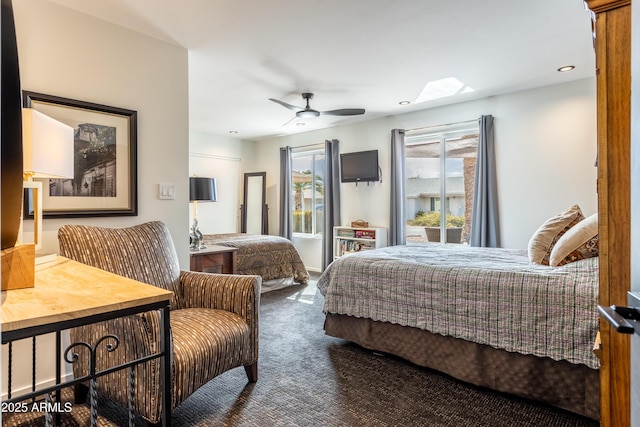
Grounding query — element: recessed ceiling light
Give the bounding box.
[399,101,410,105]
[296,122,305,126]
[557,65,575,72]
[229,130,238,134]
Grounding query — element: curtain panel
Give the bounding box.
[279,146,293,240]
[323,139,341,270]
[390,129,406,246]
[470,115,500,247]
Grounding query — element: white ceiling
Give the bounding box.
[49,0,595,141]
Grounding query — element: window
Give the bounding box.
[291,149,325,236]
[405,124,479,244]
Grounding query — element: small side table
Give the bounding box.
[1,257,173,426]
[190,245,238,274]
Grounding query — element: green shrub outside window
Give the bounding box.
[407,211,464,228]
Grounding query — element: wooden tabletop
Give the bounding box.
[1,256,173,333]
[190,244,238,255]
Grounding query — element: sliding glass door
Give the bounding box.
[405,125,478,244]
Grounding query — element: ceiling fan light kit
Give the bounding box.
[297,110,320,118]
[269,92,365,123]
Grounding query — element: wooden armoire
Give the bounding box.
[584,1,631,426]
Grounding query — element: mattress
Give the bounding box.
[202,233,309,284]
[317,244,600,369]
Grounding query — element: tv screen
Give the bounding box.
[340,150,379,183]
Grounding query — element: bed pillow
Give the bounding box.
[527,204,584,265]
[549,213,598,267]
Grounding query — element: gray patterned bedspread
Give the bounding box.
[317,244,599,369]
[202,233,309,284]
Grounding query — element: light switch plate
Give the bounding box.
[159,183,175,200]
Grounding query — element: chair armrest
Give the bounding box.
[180,270,261,325]
[180,271,261,364]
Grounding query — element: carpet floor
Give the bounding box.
[4,277,599,427]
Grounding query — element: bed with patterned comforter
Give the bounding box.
[317,244,600,418]
[202,233,309,285]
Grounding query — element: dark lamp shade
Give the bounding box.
[189,177,217,202]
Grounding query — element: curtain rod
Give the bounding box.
[284,142,326,150]
[405,118,479,133]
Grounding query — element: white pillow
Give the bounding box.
[550,213,598,267]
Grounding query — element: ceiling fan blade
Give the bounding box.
[269,98,302,112]
[321,108,365,116]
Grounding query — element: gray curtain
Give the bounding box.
[470,115,500,247]
[279,146,293,240]
[389,129,406,246]
[322,139,341,270]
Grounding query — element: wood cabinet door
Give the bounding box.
[586,1,632,426]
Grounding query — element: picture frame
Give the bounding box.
[23,91,138,218]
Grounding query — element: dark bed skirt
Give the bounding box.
[324,313,599,420]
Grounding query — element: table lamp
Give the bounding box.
[189,177,217,250]
[22,108,74,252]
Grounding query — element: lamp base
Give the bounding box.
[1,243,35,291]
[189,217,206,250]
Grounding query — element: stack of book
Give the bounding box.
[336,229,355,238]
[354,230,375,239]
[340,241,374,254]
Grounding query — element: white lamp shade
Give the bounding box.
[22,108,74,179]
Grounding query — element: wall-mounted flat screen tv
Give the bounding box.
[340,150,379,183]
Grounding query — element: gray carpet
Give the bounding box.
[5,278,599,427]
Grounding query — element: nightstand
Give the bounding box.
[190,244,238,274]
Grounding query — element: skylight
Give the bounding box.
[415,77,474,103]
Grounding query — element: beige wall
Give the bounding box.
[14,0,190,267]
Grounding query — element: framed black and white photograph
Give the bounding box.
[23,91,138,217]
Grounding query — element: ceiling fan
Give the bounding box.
[269,93,365,119]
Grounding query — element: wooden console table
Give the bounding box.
[190,245,238,274]
[1,256,173,426]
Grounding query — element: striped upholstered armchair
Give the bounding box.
[58,221,261,426]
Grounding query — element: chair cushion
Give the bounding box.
[170,308,251,407]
